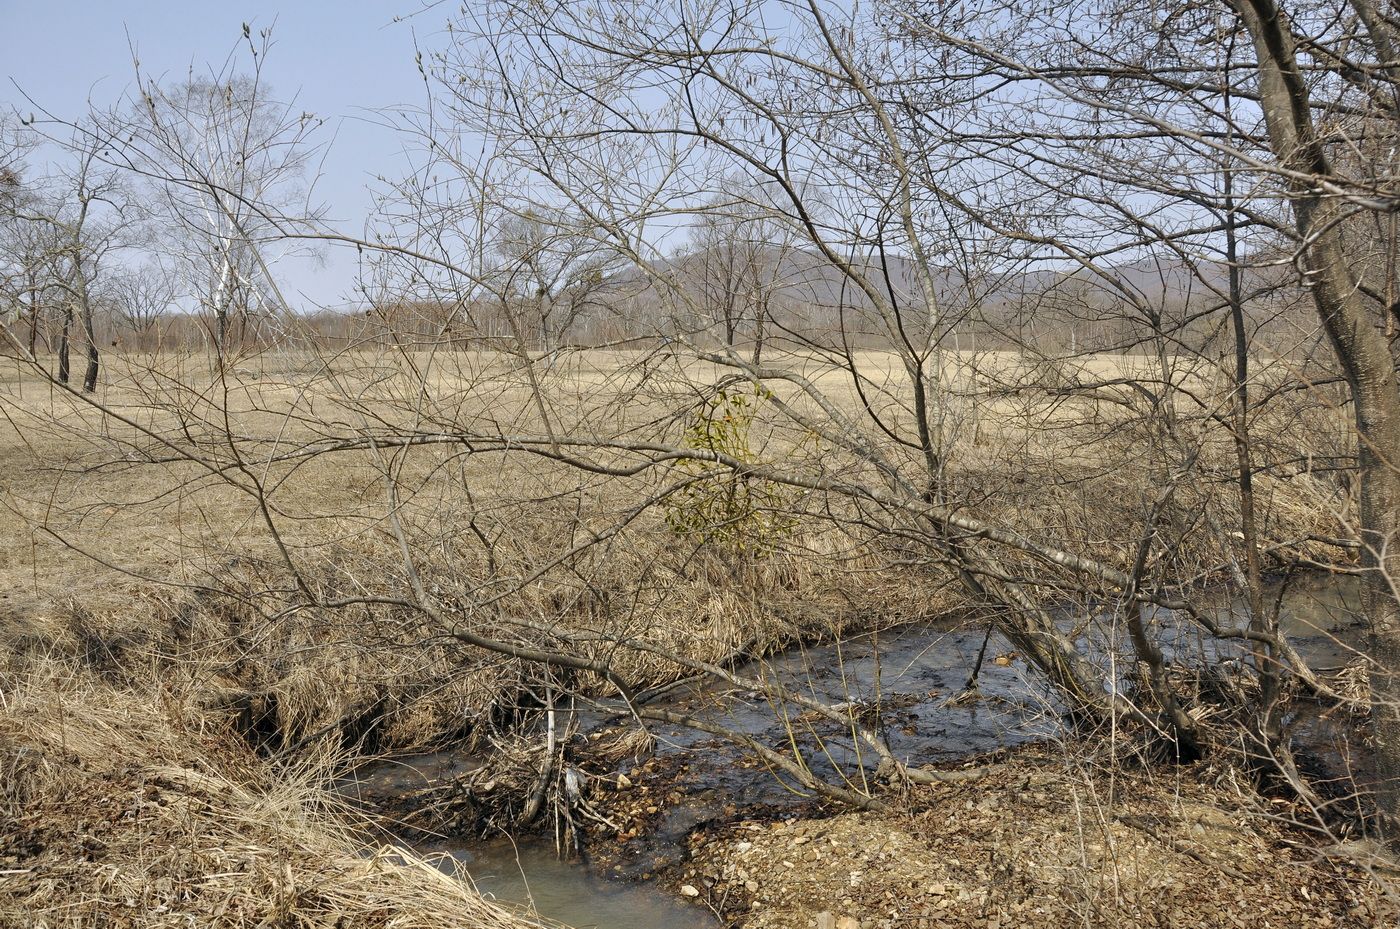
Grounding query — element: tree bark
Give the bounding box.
[1230,0,1400,833]
[57,305,72,384]
[81,302,98,393]
[25,281,38,356]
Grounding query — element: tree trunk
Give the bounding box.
[81,302,99,393]
[752,297,766,366]
[26,291,38,356]
[1231,0,1400,833]
[216,309,228,365]
[57,306,72,384]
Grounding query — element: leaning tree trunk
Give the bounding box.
[1232,0,1400,835]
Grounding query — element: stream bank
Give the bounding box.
[679,746,1395,928]
[340,571,1392,927]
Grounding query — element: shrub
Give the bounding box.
[664,385,798,556]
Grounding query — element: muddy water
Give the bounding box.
[626,571,1369,811]
[417,837,718,929]
[341,621,1056,927]
[1227,571,1365,666]
[348,573,1369,928]
[625,621,1055,806]
[339,755,718,928]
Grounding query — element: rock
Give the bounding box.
[745,880,759,893]
[679,884,700,897]
[836,918,860,929]
[816,913,836,929]
[616,773,631,789]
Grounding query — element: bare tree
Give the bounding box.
[7,4,1398,858]
[494,209,614,350]
[97,26,323,361]
[0,112,24,199]
[682,180,799,364]
[853,0,1400,834]
[0,114,36,348]
[6,130,131,390]
[108,263,175,347]
[1222,0,1400,833]
[369,0,1388,809]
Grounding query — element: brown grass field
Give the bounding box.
[0,344,1349,620]
[0,344,1354,756]
[0,345,1376,928]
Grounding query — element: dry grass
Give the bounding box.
[0,344,1374,927]
[0,654,552,929]
[0,348,970,760]
[0,346,1352,763]
[0,345,1348,601]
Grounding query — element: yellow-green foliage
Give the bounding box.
[664,385,797,555]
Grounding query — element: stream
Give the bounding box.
[338,572,1369,929]
[417,836,717,929]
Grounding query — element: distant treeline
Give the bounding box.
[3,249,1320,359]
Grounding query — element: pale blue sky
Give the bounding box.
[2,1,443,306]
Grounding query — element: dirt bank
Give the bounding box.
[672,747,1396,929]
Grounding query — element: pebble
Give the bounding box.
[679,884,700,897]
